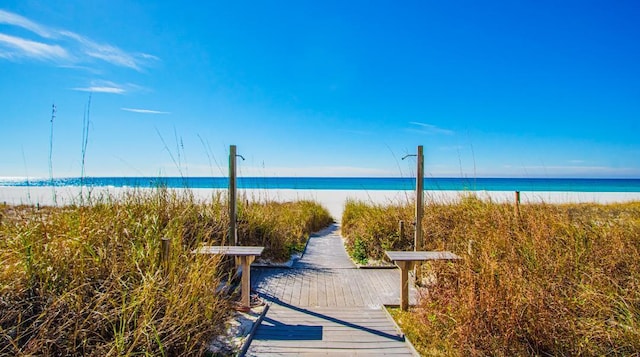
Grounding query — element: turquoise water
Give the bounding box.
[1,177,640,192]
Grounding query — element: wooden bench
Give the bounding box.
[385,251,461,311]
[194,246,264,308]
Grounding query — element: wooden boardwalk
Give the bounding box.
[247,224,418,356]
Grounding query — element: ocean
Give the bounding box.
[1,177,640,192]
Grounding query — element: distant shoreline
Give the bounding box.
[2,186,640,220]
[1,176,640,192]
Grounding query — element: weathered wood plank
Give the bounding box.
[196,245,264,308]
[291,273,302,304]
[330,271,340,307]
[308,269,318,306]
[194,245,264,256]
[385,250,461,261]
[248,304,414,355]
[281,270,295,304]
[385,250,460,310]
[249,347,414,355]
[247,225,418,355]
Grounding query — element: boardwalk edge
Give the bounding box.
[382,304,421,357]
[238,303,270,357]
[251,223,334,269]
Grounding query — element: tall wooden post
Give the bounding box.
[160,237,170,273]
[229,145,238,246]
[515,190,521,217]
[415,145,424,251]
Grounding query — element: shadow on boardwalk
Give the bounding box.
[258,293,405,342]
[246,224,418,356]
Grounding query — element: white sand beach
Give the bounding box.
[2,186,640,220]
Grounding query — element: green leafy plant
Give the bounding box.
[351,237,368,265]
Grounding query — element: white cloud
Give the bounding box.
[0,9,157,70]
[121,108,170,115]
[72,81,146,94]
[0,33,68,60]
[140,53,160,60]
[409,122,454,135]
[58,30,151,70]
[56,64,103,74]
[0,9,52,38]
[73,86,125,94]
[72,80,126,94]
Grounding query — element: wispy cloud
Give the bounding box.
[409,122,455,135]
[0,33,68,61]
[121,108,170,115]
[73,86,125,94]
[72,80,129,94]
[58,30,152,70]
[56,64,103,74]
[0,9,157,70]
[0,9,52,38]
[140,53,160,61]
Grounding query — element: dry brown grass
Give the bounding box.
[344,195,640,356]
[0,189,332,355]
[239,200,334,262]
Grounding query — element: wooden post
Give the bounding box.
[397,261,411,311]
[239,256,256,308]
[413,146,425,282]
[415,145,424,251]
[399,220,405,242]
[229,145,238,246]
[160,237,170,271]
[515,190,521,217]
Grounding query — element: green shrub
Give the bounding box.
[350,237,368,264]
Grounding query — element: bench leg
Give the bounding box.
[397,261,410,311]
[240,256,255,308]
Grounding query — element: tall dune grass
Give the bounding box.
[342,195,640,355]
[239,200,334,261]
[0,188,332,355]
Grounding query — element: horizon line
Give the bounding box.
[2,176,639,181]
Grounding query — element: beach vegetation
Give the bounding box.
[0,188,331,355]
[237,199,333,261]
[349,237,369,265]
[343,196,640,356]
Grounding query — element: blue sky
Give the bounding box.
[1,1,639,178]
